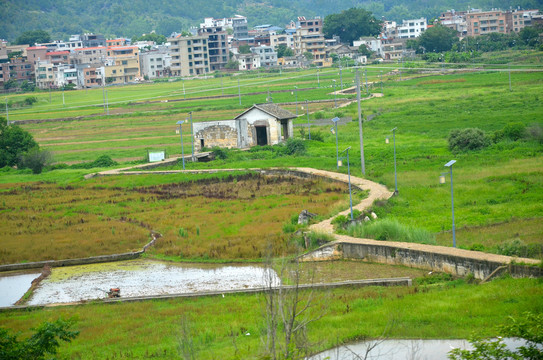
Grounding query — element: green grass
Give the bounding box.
[0,276,540,359]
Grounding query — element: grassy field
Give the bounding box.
[0,172,352,264]
[0,275,541,359]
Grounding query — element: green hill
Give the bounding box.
[1,0,542,42]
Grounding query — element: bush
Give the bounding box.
[493,122,527,142]
[211,146,228,160]
[285,138,306,155]
[448,128,489,152]
[18,148,52,174]
[309,131,324,142]
[91,155,117,168]
[526,123,543,143]
[347,218,436,245]
[493,239,542,258]
[24,96,38,106]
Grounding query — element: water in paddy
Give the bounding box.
[26,259,279,306]
[0,271,40,307]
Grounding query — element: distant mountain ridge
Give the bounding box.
[1,0,541,42]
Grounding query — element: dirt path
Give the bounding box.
[88,160,540,266]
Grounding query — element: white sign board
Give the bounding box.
[148,151,165,162]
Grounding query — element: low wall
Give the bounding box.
[0,233,159,272]
[306,242,542,280]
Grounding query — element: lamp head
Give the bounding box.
[385,137,389,144]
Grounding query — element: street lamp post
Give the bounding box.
[386,127,398,195]
[182,78,186,99]
[332,79,337,108]
[317,70,320,88]
[292,86,298,115]
[176,120,186,170]
[440,160,457,247]
[340,66,343,89]
[5,98,8,124]
[331,117,340,169]
[188,112,194,161]
[338,146,354,220]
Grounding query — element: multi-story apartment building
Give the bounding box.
[35,61,55,89]
[26,46,49,67]
[466,10,509,36]
[78,65,104,88]
[397,18,427,39]
[237,53,261,70]
[250,45,277,68]
[168,35,210,77]
[55,64,78,87]
[5,57,34,83]
[198,26,228,71]
[232,15,249,40]
[297,16,323,33]
[81,34,106,48]
[439,10,468,35]
[72,46,107,66]
[46,51,70,65]
[507,9,539,32]
[270,33,295,51]
[293,29,327,66]
[106,39,128,47]
[140,50,169,79]
[104,46,140,84]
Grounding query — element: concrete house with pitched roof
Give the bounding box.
[192,103,296,151]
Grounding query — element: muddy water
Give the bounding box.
[27,259,279,306]
[0,271,40,307]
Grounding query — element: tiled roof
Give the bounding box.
[235,103,296,120]
[47,51,70,55]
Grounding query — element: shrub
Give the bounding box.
[502,122,526,141]
[91,155,117,168]
[19,148,52,174]
[493,239,542,258]
[211,146,228,160]
[24,96,38,106]
[347,218,436,245]
[448,128,489,152]
[526,123,543,143]
[285,138,306,155]
[309,131,324,142]
[331,215,349,229]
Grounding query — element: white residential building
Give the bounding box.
[397,18,427,39]
[237,53,261,70]
[140,51,169,79]
[251,45,277,68]
[55,64,78,87]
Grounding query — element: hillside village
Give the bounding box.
[0,7,540,90]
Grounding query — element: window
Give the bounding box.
[122,60,127,65]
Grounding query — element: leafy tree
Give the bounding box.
[0,120,38,167]
[276,44,294,58]
[239,44,251,54]
[519,26,541,47]
[224,59,239,70]
[323,8,381,45]
[19,148,52,174]
[358,44,372,58]
[3,79,17,90]
[13,30,51,45]
[0,318,79,360]
[449,312,542,360]
[417,24,458,53]
[303,52,313,62]
[20,81,35,92]
[330,53,339,63]
[133,32,167,44]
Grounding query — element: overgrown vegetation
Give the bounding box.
[346,218,436,245]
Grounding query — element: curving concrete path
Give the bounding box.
[89,160,540,266]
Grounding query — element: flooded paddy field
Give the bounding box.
[7,259,279,306]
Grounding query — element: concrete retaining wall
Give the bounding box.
[335,242,543,280]
[0,234,159,272]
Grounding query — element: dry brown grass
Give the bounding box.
[0,174,349,264]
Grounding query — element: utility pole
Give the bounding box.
[238,78,241,105]
[221,77,224,96]
[508,66,512,92]
[340,66,343,90]
[306,100,310,140]
[182,78,186,99]
[380,71,383,94]
[106,89,109,115]
[5,98,8,124]
[189,112,194,161]
[356,70,365,175]
[364,68,368,96]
